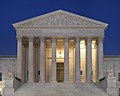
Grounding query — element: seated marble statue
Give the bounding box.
[7,70,13,78]
[107,68,114,77]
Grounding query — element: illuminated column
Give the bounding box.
[86,38,92,83]
[51,37,57,83]
[75,37,81,83]
[64,37,69,83]
[28,37,34,82]
[39,37,45,83]
[17,36,23,80]
[97,38,104,80]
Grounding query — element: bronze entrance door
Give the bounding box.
[56,63,64,82]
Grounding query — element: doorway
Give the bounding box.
[56,63,64,83]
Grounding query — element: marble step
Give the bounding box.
[7,83,110,96]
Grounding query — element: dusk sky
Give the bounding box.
[0,0,120,55]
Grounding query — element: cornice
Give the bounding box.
[15,28,104,39]
[15,27,105,32]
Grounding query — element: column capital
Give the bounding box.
[64,37,69,42]
[51,36,56,39]
[52,37,56,43]
[64,36,69,39]
[39,36,45,39]
[75,37,80,43]
[40,37,45,43]
[98,37,104,43]
[86,38,92,43]
[23,41,28,47]
[17,36,22,41]
[28,36,34,42]
[75,36,80,39]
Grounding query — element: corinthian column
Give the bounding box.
[64,37,69,83]
[51,37,57,83]
[86,38,92,83]
[75,37,81,83]
[28,37,34,82]
[97,38,104,80]
[39,37,45,83]
[17,36,23,80]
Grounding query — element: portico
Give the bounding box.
[16,36,101,83]
[13,10,108,84]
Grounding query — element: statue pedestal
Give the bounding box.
[2,78,14,96]
[107,77,117,96]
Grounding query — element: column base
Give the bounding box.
[64,81,70,84]
[28,81,34,83]
[87,79,93,84]
[75,80,81,84]
[39,81,45,84]
[50,81,57,84]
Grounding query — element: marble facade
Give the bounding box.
[2,10,120,96]
[12,10,108,84]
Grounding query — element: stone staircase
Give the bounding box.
[6,83,109,96]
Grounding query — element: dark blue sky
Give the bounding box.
[0,0,120,55]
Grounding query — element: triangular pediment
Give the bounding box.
[13,10,108,28]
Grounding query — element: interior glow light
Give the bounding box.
[92,44,94,48]
[80,43,84,48]
[59,51,62,58]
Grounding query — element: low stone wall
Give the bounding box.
[99,77,107,91]
[13,77,21,91]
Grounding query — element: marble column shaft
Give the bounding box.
[51,38,57,83]
[39,37,45,83]
[28,37,34,82]
[86,38,92,83]
[17,37,23,80]
[22,45,25,82]
[75,38,81,83]
[98,38,104,80]
[64,37,69,82]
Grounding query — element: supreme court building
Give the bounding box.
[2,10,120,96]
[13,10,108,84]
